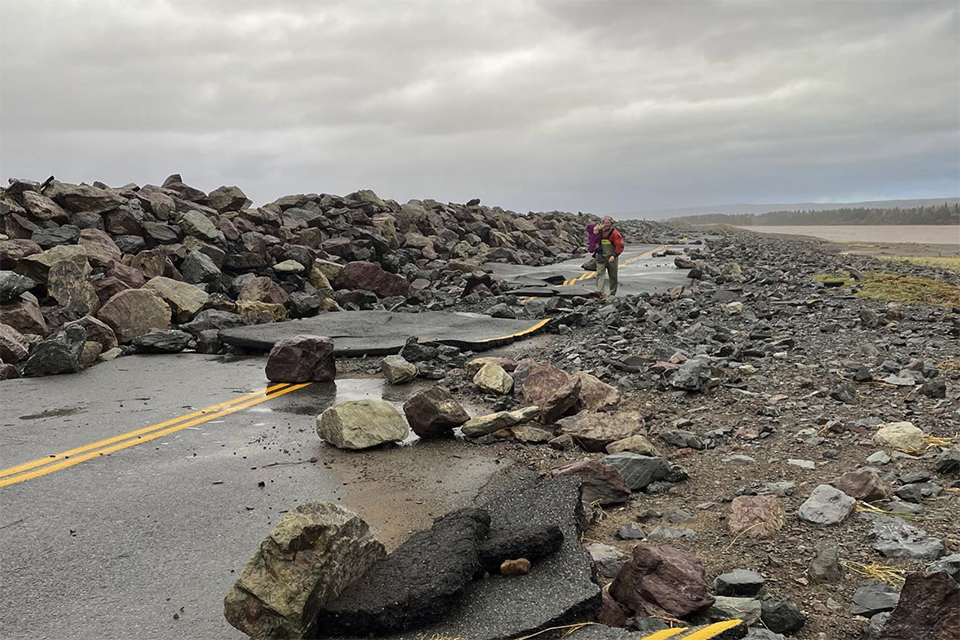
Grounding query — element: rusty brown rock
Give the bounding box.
[63,315,118,352]
[265,335,336,383]
[879,570,959,640]
[78,228,122,267]
[0,322,30,363]
[340,261,409,298]
[610,543,714,618]
[239,276,290,305]
[97,289,171,344]
[0,292,48,336]
[728,495,785,539]
[575,371,621,410]
[833,468,890,503]
[402,386,470,439]
[551,459,630,505]
[521,363,582,423]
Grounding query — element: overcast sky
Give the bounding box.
[1,0,958,214]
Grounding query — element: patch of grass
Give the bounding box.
[878,255,960,272]
[812,272,855,287]
[857,272,960,306]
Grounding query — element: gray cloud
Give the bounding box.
[1,0,957,214]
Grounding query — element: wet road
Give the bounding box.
[0,355,503,640]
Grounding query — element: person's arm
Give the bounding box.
[613,229,625,255]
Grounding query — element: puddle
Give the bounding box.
[19,406,86,420]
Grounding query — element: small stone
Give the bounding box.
[616,523,645,540]
[873,421,924,452]
[499,558,531,576]
[729,495,785,539]
[473,362,513,395]
[760,599,805,634]
[798,484,855,526]
[867,450,891,465]
[787,458,815,470]
[381,355,418,385]
[706,595,761,626]
[850,579,900,617]
[810,539,843,584]
[585,542,628,579]
[713,569,765,597]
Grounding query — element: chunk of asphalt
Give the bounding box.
[373,476,601,640]
[317,507,491,635]
[478,524,564,574]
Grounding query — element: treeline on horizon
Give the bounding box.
[672,203,960,226]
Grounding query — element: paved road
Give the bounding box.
[0,355,503,640]
[486,242,695,298]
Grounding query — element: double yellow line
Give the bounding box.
[0,382,311,488]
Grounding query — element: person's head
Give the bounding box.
[602,216,613,229]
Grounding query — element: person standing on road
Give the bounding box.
[595,216,624,297]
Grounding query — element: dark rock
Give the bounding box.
[340,261,409,298]
[936,448,960,476]
[658,428,705,450]
[62,315,118,352]
[265,335,336,383]
[830,384,859,404]
[23,325,86,376]
[878,570,958,639]
[114,235,146,255]
[670,358,711,391]
[477,524,563,573]
[0,270,35,303]
[599,453,670,491]
[32,224,80,249]
[927,554,960,584]
[616,523,645,540]
[0,291,48,336]
[850,579,900,617]
[760,599,805,634]
[181,250,222,284]
[0,322,30,363]
[181,309,243,335]
[551,460,631,505]
[810,539,843,583]
[133,329,192,354]
[834,468,889,502]
[870,516,945,560]
[713,569,765,597]
[919,379,946,399]
[402,386,469,439]
[610,543,714,618]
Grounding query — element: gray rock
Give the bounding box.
[317,400,408,450]
[866,611,890,640]
[760,599,805,634]
[488,303,516,319]
[133,329,192,353]
[616,523,645,540]
[646,526,695,540]
[936,447,960,476]
[381,355,418,385]
[713,569,765,597]
[181,309,244,335]
[223,502,385,640]
[706,596,761,626]
[599,453,670,491]
[798,484,855,526]
[927,553,960,584]
[0,271,35,303]
[670,358,711,391]
[585,542,628,579]
[867,450,891,465]
[178,210,221,243]
[743,630,785,640]
[181,250,221,284]
[32,224,80,249]
[23,325,86,377]
[810,539,843,583]
[658,428,705,450]
[870,516,945,560]
[850,579,900,617]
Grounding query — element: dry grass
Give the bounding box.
[813,271,960,306]
[843,560,908,588]
[878,255,960,272]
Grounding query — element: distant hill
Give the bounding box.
[664,203,960,226]
[620,197,960,221]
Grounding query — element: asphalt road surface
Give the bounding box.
[0,355,505,640]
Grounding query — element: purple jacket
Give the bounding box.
[587,223,600,255]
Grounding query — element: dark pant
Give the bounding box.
[597,254,618,295]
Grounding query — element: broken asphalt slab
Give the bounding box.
[219,310,551,355]
[366,475,601,640]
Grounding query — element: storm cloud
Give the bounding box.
[1,0,957,214]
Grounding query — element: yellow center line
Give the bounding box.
[0,383,311,488]
[0,383,292,479]
[678,620,742,639]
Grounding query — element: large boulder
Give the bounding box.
[45,180,124,213]
[460,406,540,438]
[237,300,287,324]
[181,250,221,284]
[134,329,192,354]
[223,502,385,640]
[834,468,890,502]
[23,325,87,377]
[729,495,785,539]
[207,185,250,212]
[870,516,946,560]
[402,386,470,438]
[47,260,99,315]
[318,508,491,635]
[143,276,209,323]
[15,244,89,283]
[62,315,118,352]
[317,400,409,450]
[0,270,35,303]
[178,210,221,243]
[521,363,582,423]
[551,459,630,505]
[574,371,621,410]
[0,292,48,336]
[97,289,172,344]
[0,323,30,363]
[239,276,290,305]
[77,228,122,267]
[339,261,409,298]
[558,410,645,452]
[878,570,959,639]
[605,434,663,457]
[21,191,69,221]
[265,335,336,383]
[610,543,714,619]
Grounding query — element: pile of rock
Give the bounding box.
[0,174,671,379]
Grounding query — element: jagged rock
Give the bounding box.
[48,259,99,314]
[340,261,409,298]
[32,224,80,249]
[318,508,491,635]
[0,362,19,380]
[605,434,663,457]
[729,495,785,539]
[223,502,385,640]
[521,363,582,423]
[761,599,805,634]
[77,228,121,267]
[870,516,945,560]
[181,250,221,284]
[850,579,900,617]
[317,400,408,450]
[935,447,960,475]
[879,570,959,640]
[574,371,621,410]
[670,358,711,391]
[265,335,336,383]
[460,406,539,438]
[68,317,121,357]
[713,569,766,597]
[477,524,563,573]
[79,340,102,367]
[658,428,705,450]
[586,543,629,579]
[1,292,48,336]
[798,484,855,526]
[133,329,192,354]
[97,289,171,343]
[207,185,249,212]
[473,362,513,394]
[15,244,88,283]
[0,270,35,303]
[834,468,890,502]
[706,596,761,626]
[873,421,924,452]
[0,323,30,363]
[21,191,69,221]
[402,386,469,439]
[599,453,669,491]
[45,180,124,213]
[512,425,555,443]
[927,554,960,583]
[381,354,418,384]
[558,410,645,452]
[810,539,843,583]
[23,325,86,376]
[178,210,221,243]
[180,309,243,335]
[551,460,630,505]
[610,543,714,618]
[239,276,289,305]
[237,300,287,324]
